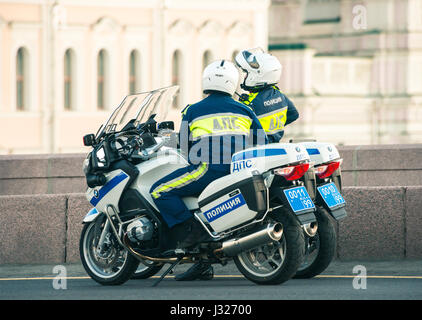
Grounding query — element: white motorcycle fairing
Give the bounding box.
[83,207,100,223]
[298,141,341,166]
[86,169,130,215]
[230,143,310,174]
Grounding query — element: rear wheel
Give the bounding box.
[294,207,336,279]
[233,209,305,285]
[79,220,139,285]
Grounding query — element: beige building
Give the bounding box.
[2,0,422,154]
[0,0,269,154]
[269,0,422,145]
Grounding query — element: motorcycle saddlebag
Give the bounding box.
[197,170,267,233]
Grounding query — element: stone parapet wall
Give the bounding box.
[1,145,421,196]
[0,186,421,264]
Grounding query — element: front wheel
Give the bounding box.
[132,260,164,279]
[233,208,305,285]
[79,219,139,285]
[294,207,336,279]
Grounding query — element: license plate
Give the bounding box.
[317,182,345,209]
[283,186,315,213]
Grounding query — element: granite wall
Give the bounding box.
[0,187,421,264]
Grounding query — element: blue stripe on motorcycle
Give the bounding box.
[90,172,129,206]
[306,148,320,155]
[87,207,98,216]
[232,148,287,162]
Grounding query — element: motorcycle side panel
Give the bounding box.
[86,169,130,214]
[83,207,100,223]
[298,142,340,166]
[230,143,310,174]
[198,189,255,233]
[131,150,191,211]
[197,170,265,233]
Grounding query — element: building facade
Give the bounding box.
[0,0,269,154]
[1,0,421,154]
[268,0,422,145]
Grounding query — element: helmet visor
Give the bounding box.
[246,47,265,55]
[242,51,259,69]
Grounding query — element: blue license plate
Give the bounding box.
[317,182,345,209]
[283,186,315,213]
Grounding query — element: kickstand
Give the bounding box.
[152,256,183,287]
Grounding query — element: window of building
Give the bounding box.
[202,50,213,70]
[97,49,108,110]
[172,50,182,108]
[304,0,341,24]
[16,47,29,111]
[129,50,140,94]
[202,50,213,97]
[64,49,75,110]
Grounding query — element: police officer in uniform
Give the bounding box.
[150,60,266,280]
[234,49,299,143]
[174,51,300,281]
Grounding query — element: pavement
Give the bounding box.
[1,259,422,279]
[1,259,422,302]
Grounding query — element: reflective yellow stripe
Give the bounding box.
[189,114,252,139]
[272,85,282,94]
[151,163,208,199]
[242,92,258,106]
[258,107,288,134]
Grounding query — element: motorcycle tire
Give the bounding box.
[79,220,139,286]
[294,206,336,279]
[132,261,164,279]
[233,208,305,285]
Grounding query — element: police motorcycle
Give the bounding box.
[79,85,318,286]
[289,140,347,278]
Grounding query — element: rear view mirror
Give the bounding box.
[158,121,174,131]
[83,134,96,146]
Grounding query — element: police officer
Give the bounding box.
[175,52,299,281]
[150,60,266,269]
[234,49,299,143]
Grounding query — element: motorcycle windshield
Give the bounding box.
[96,85,179,138]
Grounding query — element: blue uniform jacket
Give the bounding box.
[240,86,299,143]
[179,92,267,172]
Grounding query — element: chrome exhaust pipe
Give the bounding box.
[302,222,318,237]
[123,234,194,264]
[215,223,283,257]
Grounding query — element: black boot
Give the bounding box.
[175,262,214,281]
[166,218,209,250]
[176,218,209,249]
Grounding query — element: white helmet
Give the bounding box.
[202,60,239,96]
[235,49,282,91]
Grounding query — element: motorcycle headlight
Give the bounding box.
[82,158,90,174]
